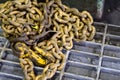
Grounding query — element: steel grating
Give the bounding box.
[0,22,120,80]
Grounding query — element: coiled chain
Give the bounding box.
[0,0,96,80]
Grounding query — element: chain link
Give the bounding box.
[19,58,35,80]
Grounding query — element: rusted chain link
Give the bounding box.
[19,58,35,80]
[0,0,96,80]
[17,42,65,80]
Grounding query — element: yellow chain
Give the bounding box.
[0,0,96,80]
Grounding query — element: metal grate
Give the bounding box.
[0,22,120,80]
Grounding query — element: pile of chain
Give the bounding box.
[0,0,96,80]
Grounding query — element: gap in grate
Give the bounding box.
[99,68,120,80]
[103,45,120,58]
[0,49,2,55]
[64,61,97,78]
[102,56,120,70]
[105,25,120,47]
[73,41,101,55]
[0,61,23,77]
[105,35,120,47]
[1,50,19,62]
[107,25,120,36]
[94,33,103,43]
[0,37,7,47]
[68,51,99,65]
[93,23,105,33]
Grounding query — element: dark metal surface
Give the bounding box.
[101,0,120,25]
[62,0,104,19]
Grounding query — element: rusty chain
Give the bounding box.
[0,0,96,80]
[19,58,36,80]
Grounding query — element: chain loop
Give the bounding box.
[19,58,35,80]
[0,0,96,80]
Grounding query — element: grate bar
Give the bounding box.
[0,72,23,80]
[59,50,70,80]
[68,61,97,68]
[94,22,120,28]
[0,59,19,66]
[101,67,120,74]
[96,24,108,80]
[96,32,104,35]
[103,56,120,61]
[0,41,9,59]
[106,34,120,38]
[105,44,120,50]
[70,49,99,57]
